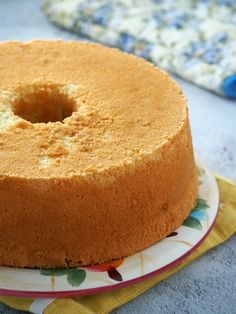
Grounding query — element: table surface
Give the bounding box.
[0,0,235,313]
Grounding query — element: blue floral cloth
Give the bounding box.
[43,0,236,99]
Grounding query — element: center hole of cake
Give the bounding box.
[12,86,76,123]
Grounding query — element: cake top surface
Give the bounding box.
[0,40,188,180]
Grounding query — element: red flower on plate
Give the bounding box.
[84,258,124,282]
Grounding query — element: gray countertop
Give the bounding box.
[0,0,235,313]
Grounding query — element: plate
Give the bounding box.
[0,157,219,297]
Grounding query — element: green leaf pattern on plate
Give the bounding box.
[183,216,202,230]
[40,269,68,276]
[192,198,209,212]
[67,269,86,287]
[183,198,210,231]
[40,268,86,287]
[198,167,206,186]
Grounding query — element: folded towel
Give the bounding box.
[42,0,236,99]
[0,175,235,313]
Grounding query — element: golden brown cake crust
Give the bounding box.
[0,41,198,268]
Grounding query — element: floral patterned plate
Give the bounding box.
[0,157,219,298]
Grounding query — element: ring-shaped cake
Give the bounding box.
[0,41,198,268]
